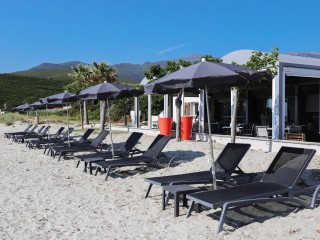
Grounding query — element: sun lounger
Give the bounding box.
[144,143,252,198]
[74,132,144,174]
[186,146,317,234]
[51,129,109,161]
[6,124,38,139]
[13,125,50,143]
[42,127,75,154]
[44,128,94,155]
[92,134,172,182]
[25,127,65,148]
[4,124,33,138]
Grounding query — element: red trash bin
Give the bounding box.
[158,117,173,136]
[181,116,193,140]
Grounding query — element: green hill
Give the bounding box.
[0,74,71,109]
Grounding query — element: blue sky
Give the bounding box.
[0,0,319,73]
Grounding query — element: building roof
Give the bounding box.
[222,49,320,67]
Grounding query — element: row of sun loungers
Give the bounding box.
[4,124,320,235]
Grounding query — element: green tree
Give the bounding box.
[230,48,279,143]
[164,61,180,74]
[91,61,118,131]
[201,54,223,63]
[66,64,92,126]
[144,64,166,83]
[178,59,192,67]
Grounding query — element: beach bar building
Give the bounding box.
[137,50,320,143]
[221,50,320,141]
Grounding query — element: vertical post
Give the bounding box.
[66,102,70,147]
[134,97,139,128]
[164,94,168,117]
[181,91,185,116]
[79,101,83,130]
[205,85,216,190]
[46,104,50,139]
[106,99,114,159]
[148,95,152,129]
[198,91,205,134]
[294,85,298,124]
[272,71,284,140]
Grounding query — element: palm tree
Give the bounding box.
[68,64,91,125]
[91,61,118,130]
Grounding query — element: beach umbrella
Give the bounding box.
[39,98,65,139]
[13,103,32,111]
[144,60,272,189]
[28,101,48,133]
[77,82,142,159]
[45,91,77,145]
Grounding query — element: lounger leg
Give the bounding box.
[145,184,153,198]
[174,193,179,217]
[186,201,195,218]
[311,185,320,208]
[105,167,112,181]
[215,203,229,234]
[83,162,87,172]
[165,192,171,207]
[58,153,62,161]
[162,190,166,210]
[89,163,93,175]
[76,160,80,168]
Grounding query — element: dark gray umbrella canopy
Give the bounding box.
[144,61,272,94]
[13,103,32,111]
[39,98,64,108]
[46,91,77,103]
[77,82,142,100]
[29,101,46,110]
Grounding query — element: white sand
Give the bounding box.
[1,122,320,240]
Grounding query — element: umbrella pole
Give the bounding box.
[46,104,50,140]
[67,103,70,147]
[205,85,216,190]
[36,110,39,134]
[107,99,115,159]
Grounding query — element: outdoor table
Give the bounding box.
[162,185,200,217]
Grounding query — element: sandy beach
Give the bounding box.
[1,122,320,240]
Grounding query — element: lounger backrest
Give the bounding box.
[24,124,33,132]
[78,128,94,143]
[51,127,65,139]
[90,130,109,147]
[39,126,51,136]
[36,125,46,134]
[215,143,251,173]
[59,127,74,142]
[142,134,171,159]
[28,125,38,133]
[123,132,143,152]
[262,147,316,188]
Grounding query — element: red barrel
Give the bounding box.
[181,116,193,140]
[158,117,173,136]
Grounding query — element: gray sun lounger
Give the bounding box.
[7,124,38,139]
[25,127,65,148]
[13,125,50,143]
[45,128,93,155]
[42,127,75,154]
[51,129,109,161]
[4,124,33,138]
[186,146,317,234]
[92,134,172,182]
[144,143,252,198]
[74,132,144,174]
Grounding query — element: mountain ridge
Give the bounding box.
[13,54,204,82]
[12,52,320,82]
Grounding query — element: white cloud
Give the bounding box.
[157,43,189,55]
